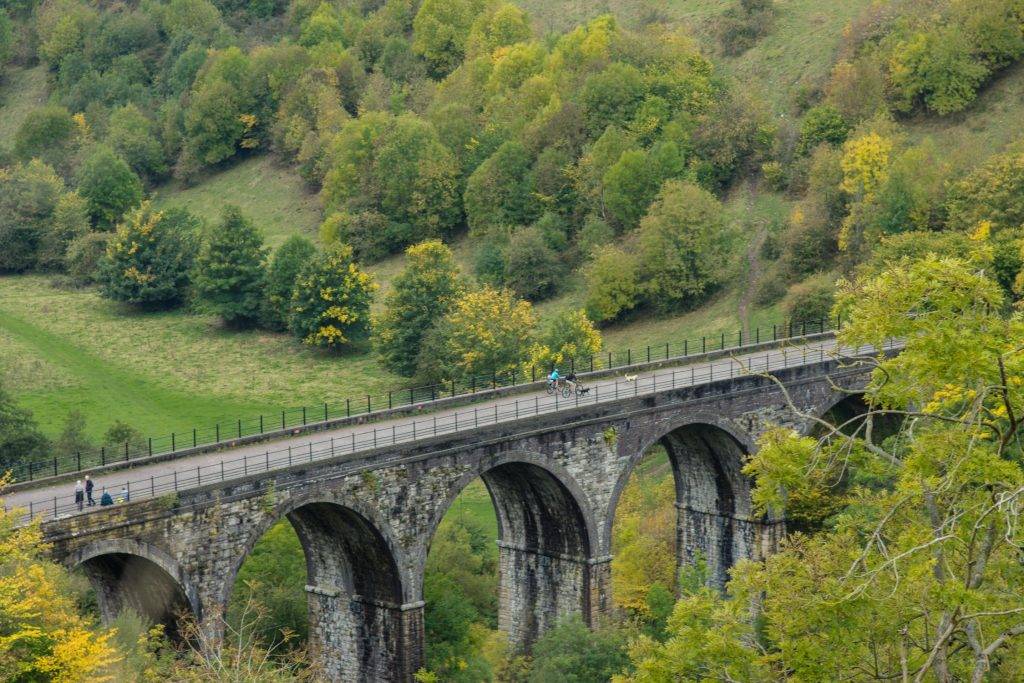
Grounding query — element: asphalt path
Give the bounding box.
[4,337,891,522]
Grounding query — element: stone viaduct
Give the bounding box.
[38,353,875,681]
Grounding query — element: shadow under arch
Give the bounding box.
[227,493,410,682]
[609,415,761,590]
[71,539,196,641]
[425,452,596,652]
[812,391,904,444]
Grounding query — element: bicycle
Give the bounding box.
[546,378,572,398]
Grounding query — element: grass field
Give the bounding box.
[152,156,323,249]
[0,65,49,147]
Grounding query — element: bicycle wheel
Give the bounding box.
[561,385,572,398]
[546,383,555,395]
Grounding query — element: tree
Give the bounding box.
[288,243,376,350]
[463,140,538,236]
[12,105,78,171]
[183,47,262,168]
[263,235,316,332]
[54,410,94,458]
[66,232,111,285]
[602,148,662,231]
[622,253,1024,681]
[76,145,144,229]
[322,113,461,253]
[581,62,646,137]
[0,160,65,273]
[375,240,463,377]
[0,10,14,64]
[416,287,536,384]
[946,145,1024,232]
[781,273,835,324]
[0,477,119,680]
[99,203,199,309]
[503,226,560,301]
[798,105,850,154]
[412,0,486,76]
[637,181,728,312]
[37,191,90,271]
[584,245,641,324]
[528,616,631,682]
[106,104,168,181]
[0,385,48,471]
[525,309,603,376]
[194,206,268,327]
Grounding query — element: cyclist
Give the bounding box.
[548,368,561,389]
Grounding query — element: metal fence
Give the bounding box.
[7,316,836,485]
[8,337,895,525]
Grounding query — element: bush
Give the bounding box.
[76,145,144,229]
[637,180,728,312]
[37,191,90,271]
[288,243,376,350]
[504,226,561,301]
[782,273,836,325]
[263,235,317,332]
[798,105,850,155]
[66,232,111,285]
[13,105,78,171]
[715,0,775,56]
[416,287,536,384]
[472,238,507,288]
[583,245,641,324]
[194,205,268,327]
[99,203,199,309]
[375,240,463,377]
[946,146,1024,232]
[578,215,614,256]
[0,160,66,273]
[0,385,49,470]
[319,210,394,263]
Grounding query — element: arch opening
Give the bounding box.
[77,552,194,642]
[817,392,904,445]
[421,459,595,678]
[228,501,407,682]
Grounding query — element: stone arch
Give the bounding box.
[71,539,196,640]
[425,451,597,652]
[227,493,413,682]
[811,390,902,444]
[610,414,761,589]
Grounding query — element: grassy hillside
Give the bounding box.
[152,156,322,249]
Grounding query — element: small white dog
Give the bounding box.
[624,373,638,382]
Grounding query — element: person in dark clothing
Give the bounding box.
[85,475,95,506]
[99,488,114,506]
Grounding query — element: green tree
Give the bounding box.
[463,140,538,236]
[416,286,536,384]
[263,235,317,332]
[525,309,603,375]
[798,104,850,154]
[106,104,168,181]
[12,106,78,172]
[581,62,646,137]
[54,410,93,458]
[781,273,835,324]
[322,113,460,253]
[946,145,1024,232]
[0,160,65,273]
[37,191,90,271]
[0,10,14,64]
[503,226,560,301]
[637,181,728,312]
[583,245,641,323]
[288,243,376,350]
[375,240,463,377]
[0,384,48,470]
[412,0,486,76]
[194,205,268,327]
[183,47,262,168]
[66,232,111,285]
[621,253,1024,681]
[99,202,199,309]
[602,148,661,231]
[528,616,631,682]
[76,145,144,229]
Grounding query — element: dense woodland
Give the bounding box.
[3,0,1024,680]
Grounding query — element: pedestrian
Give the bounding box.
[74,480,84,511]
[85,475,95,506]
[118,485,129,503]
[100,487,113,506]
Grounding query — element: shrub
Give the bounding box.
[946,146,1024,232]
[782,273,836,325]
[798,105,850,155]
[319,210,394,263]
[263,235,316,332]
[375,240,463,377]
[99,203,199,309]
[0,160,65,273]
[194,205,268,327]
[66,232,111,285]
[583,245,641,324]
[578,215,615,256]
[0,385,49,470]
[715,0,775,56]
[37,191,90,271]
[289,243,376,350]
[76,145,144,229]
[13,105,78,171]
[503,226,561,301]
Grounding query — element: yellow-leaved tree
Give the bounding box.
[0,477,119,681]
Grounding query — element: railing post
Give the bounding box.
[77,451,81,470]
[324,402,329,421]
[627,349,631,365]
[646,346,650,362]
[702,336,706,353]
[367,395,371,413]
[124,441,129,461]
[347,398,351,417]
[260,415,264,433]
[684,339,688,355]
[101,446,106,466]
[216,424,219,442]
[148,438,152,457]
[388,391,392,409]
[302,406,307,425]
[282,411,286,429]
[53,457,57,476]
[237,419,241,438]
[192,429,196,447]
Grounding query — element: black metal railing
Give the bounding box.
[4,316,837,485]
[5,336,898,525]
